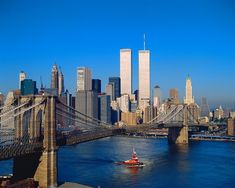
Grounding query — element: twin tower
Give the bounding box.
[120,47,150,110]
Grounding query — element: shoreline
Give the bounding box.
[117,134,235,142]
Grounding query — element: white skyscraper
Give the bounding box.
[120,49,132,96]
[138,49,150,109]
[77,67,92,91]
[19,71,26,89]
[184,76,194,105]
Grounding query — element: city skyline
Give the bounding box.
[0,0,235,107]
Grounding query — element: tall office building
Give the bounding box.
[184,76,194,105]
[21,79,38,96]
[120,49,132,96]
[98,94,111,124]
[58,68,64,96]
[76,91,98,121]
[77,67,92,91]
[109,77,120,100]
[153,85,162,108]
[138,49,150,109]
[106,83,115,101]
[19,71,26,89]
[169,88,179,104]
[51,64,59,90]
[117,94,130,113]
[200,97,210,117]
[92,79,101,93]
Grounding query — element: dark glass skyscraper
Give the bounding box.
[108,77,120,100]
[21,79,38,95]
[92,79,101,93]
[98,94,111,124]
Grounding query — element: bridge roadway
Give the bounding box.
[0,129,123,161]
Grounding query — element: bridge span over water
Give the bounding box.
[0,95,200,187]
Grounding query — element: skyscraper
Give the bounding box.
[109,77,120,100]
[138,48,150,109]
[184,76,194,105]
[77,67,92,91]
[92,79,101,93]
[51,64,59,90]
[21,79,38,96]
[58,68,64,96]
[98,94,111,124]
[76,91,98,121]
[200,97,210,117]
[19,71,26,89]
[120,49,132,96]
[153,85,162,108]
[106,83,115,101]
[169,88,179,104]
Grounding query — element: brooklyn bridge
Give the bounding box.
[0,95,201,187]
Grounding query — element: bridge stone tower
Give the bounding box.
[13,96,58,188]
[168,105,189,144]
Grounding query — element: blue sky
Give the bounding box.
[0,0,235,108]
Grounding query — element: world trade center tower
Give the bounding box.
[120,49,132,96]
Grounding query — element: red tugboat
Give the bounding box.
[116,149,145,168]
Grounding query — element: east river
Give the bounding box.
[1,137,235,188]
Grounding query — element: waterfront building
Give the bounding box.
[19,71,26,89]
[98,94,111,124]
[120,49,132,96]
[51,64,59,91]
[227,118,235,136]
[214,106,224,120]
[109,77,121,100]
[21,79,38,96]
[121,112,137,126]
[58,68,65,96]
[169,88,179,104]
[153,85,162,108]
[77,67,92,91]
[106,83,115,102]
[184,76,194,105]
[92,79,101,93]
[138,49,150,110]
[143,106,153,123]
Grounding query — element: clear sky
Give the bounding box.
[0,0,235,108]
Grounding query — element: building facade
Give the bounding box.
[92,79,101,93]
[120,49,132,96]
[169,88,179,104]
[138,50,150,109]
[58,68,64,96]
[106,83,115,102]
[51,64,59,91]
[109,77,121,100]
[184,76,194,105]
[153,85,162,108]
[98,94,111,124]
[21,79,38,96]
[76,90,98,121]
[77,67,92,91]
[19,71,26,89]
